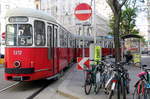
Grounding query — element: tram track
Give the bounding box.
[26,64,75,99]
[26,82,51,99]
[0,82,21,93]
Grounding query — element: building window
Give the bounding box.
[6,5,9,9]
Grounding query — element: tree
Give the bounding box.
[120,6,138,35]
[109,6,138,35]
[106,0,128,62]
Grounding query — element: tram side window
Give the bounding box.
[69,35,74,48]
[60,29,67,48]
[47,26,52,47]
[54,27,58,47]
[108,42,112,48]
[104,41,108,48]
[68,34,70,47]
[59,29,63,47]
[75,39,79,48]
[99,41,102,46]
[34,20,45,46]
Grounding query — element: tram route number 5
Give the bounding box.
[20,38,26,45]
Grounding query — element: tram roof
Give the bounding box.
[5,8,57,23]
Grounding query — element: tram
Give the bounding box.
[4,8,114,81]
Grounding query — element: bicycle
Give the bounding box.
[84,59,107,95]
[133,65,150,99]
[105,61,130,99]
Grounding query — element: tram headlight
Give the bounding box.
[14,61,21,68]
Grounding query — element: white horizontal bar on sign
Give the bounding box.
[75,10,92,14]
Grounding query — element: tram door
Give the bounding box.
[53,25,58,74]
[47,24,54,73]
[47,24,58,74]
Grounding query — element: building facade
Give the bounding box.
[147,0,150,50]
[35,0,112,37]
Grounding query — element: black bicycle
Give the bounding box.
[84,60,107,95]
[105,62,130,99]
[133,65,150,99]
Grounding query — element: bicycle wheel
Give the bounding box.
[144,89,150,99]
[108,90,114,99]
[108,81,116,99]
[117,81,121,99]
[125,73,130,94]
[121,78,126,99]
[102,73,107,88]
[84,73,92,95]
[133,87,140,99]
[94,72,102,94]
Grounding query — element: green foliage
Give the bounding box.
[109,5,139,36]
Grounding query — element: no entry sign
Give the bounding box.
[74,3,92,21]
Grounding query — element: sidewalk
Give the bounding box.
[57,63,141,99]
[0,64,4,68]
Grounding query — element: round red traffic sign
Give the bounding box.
[74,3,92,21]
[2,32,5,39]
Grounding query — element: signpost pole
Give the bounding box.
[93,0,96,44]
[74,3,92,58]
[82,26,85,57]
[74,3,92,84]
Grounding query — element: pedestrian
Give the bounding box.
[125,51,133,65]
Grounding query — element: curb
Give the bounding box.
[0,64,4,68]
[56,89,80,99]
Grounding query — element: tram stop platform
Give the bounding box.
[56,62,141,99]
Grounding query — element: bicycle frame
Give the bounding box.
[105,72,116,90]
[133,68,150,99]
[105,62,130,99]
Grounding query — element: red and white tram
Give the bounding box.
[4,8,114,81]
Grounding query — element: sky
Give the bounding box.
[135,0,148,40]
[136,11,148,36]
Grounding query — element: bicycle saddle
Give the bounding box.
[137,72,147,77]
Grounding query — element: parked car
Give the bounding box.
[148,51,150,55]
[142,50,148,54]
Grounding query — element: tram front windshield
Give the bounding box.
[6,24,33,46]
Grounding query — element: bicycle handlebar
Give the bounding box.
[89,59,109,64]
[137,65,150,72]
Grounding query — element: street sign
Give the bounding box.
[2,32,5,39]
[95,46,102,61]
[90,44,102,65]
[74,3,92,21]
[77,57,90,70]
